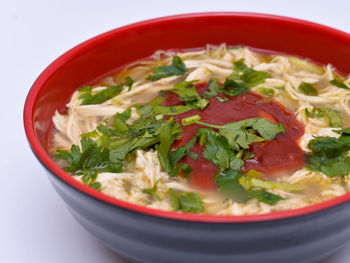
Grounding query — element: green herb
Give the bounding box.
[142,180,160,200]
[305,135,350,177]
[79,85,124,105]
[187,116,285,145]
[274,86,285,90]
[134,97,163,118]
[198,129,244,170]
[155,120,176,174]
[168,190,204,213]
[54,137,126,189]
[152,105,193,115]
[305,107,342,128]
[318,107,342,128]
[80,130,99,138]
[147,56,188,81]
[259,87,275,97]
[203,78,222,98]
[242,69,271,88]
[239,170,304,192]
[333,128,350,135]
[168,188,179,210]
[171,80,209,110]
[215,170,249,202]
[298,82,318,96]
[243,151,254,160]
[222,68,270,97]
[125,76,134,91]
[216,96,229,102]
[188,152,198,160]
[214,169,285,205]
[305,108,324,119]
[330,79,350,90]
[249,190,283,205]
[181,115,201,126]
[113,109,131,132]
[169,135,197,172]
[233,58,248,71]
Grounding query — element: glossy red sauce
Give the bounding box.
[163,83,305,190]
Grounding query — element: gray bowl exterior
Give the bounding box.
[48,170,350,263]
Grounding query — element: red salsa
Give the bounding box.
[163,83,305,189]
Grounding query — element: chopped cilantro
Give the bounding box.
[259,87,275,97]
[142,180,160,200]
[203,78,221,98]
[54,137,125,189]
[168,188,179,210]
[168,189,204,213]
[305,107,342,128]
[215,170,249,202]
[216,96,229,102]
[155,120,176,173]
[305,108,324,119]
[125,76,134,91]
[171,80,209,110]
[305,135,350,177]
[113,109,131,132]
[79,84,124,105]
[249,190,283,205]
[318,107,342,128]
[181,115,200,126]
[188,152,198,160]
[147,56,188,81]
[298,82,318,96]
[152,105,192,116]
[330,79,350,90]
[233,58,248,71]
[242,69,271,88]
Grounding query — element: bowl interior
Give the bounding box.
[25,12,350,222]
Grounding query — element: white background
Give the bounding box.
[2,0,350,262]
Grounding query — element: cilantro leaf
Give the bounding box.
[318,107,342,128]
[113,109,131,132]
[203,78,222,98]
[147,56,188,81]
[125,76,134,91]
[242,69,271,88]
[142,180,160,200]
[155,121,175,173]
[54,137,124,188]
[80,85,123,105]
[178,192,204,213]
[298,82,318,96]
[214,170,249,203]
[171,80,209,110]
[169,136,198,169]
[222,77,249,97]
[152,105,193,116]
[330,79,350,90]
[168,188,179,210]
[305,108,324,119]
[233,58,248,71]
[305,135,350,177]
[259,87,275,97]
[168,189,204,213]
[249,190,283,205]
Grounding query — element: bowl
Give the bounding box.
[24,12,350,263]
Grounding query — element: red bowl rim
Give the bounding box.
[24,12,350,223]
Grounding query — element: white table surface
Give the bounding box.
[2,0,350,262]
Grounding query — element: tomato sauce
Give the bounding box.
[163,83,305,190]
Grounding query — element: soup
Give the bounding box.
[51,44,350,215]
